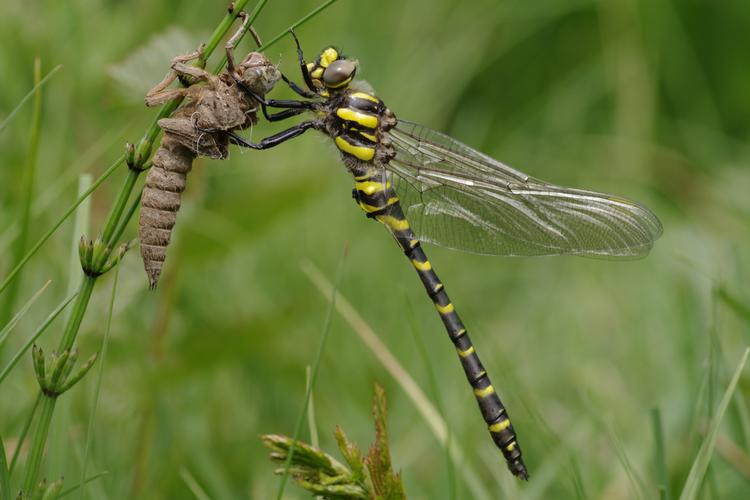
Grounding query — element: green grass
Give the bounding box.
[1,0,750,498]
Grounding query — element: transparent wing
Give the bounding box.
[385,120,663,258]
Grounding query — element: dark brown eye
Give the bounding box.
[322,60,356,88]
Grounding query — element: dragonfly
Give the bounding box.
[197,31,663,480]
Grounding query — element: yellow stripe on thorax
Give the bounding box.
[335,136,375,161]
[358,131,377,142]
[336,108,378,129]
[351,91,379,103]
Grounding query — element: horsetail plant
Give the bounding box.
[11,1,267,494]
[263,384,406,499]
[1,1,343,495]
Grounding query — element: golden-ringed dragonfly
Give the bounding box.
[201,32,663,480]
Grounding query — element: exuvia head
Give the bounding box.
[306,46,358,92]
[232,52,281,96]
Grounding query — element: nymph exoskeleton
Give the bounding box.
[139,12,280,289]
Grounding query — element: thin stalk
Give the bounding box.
[110,188,143,248]
[9,393,42,473]
[0,64,61,134]
[258,0,341,51]
[0,156,124,297]
[79,264,119,498]
[276,250,347,500]
[97,170,139,251]
[305,365,319,448]
[57,277,95,352]
[211,0,271,72]
[21,397,56,492]
[0,280,51,347]
[0,435,10,500]
[0,291,78,385]
[651,407,671,500]
[18,3,268,494]
[57,471,108,498]
[1,58,44,326]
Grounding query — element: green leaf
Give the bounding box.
[651,407,672,500]
[679,348,750,500]
[0,435,10,500]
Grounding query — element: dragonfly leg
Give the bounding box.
[289,29,317,93]
[351,168,529,480]
[210,120,320,150]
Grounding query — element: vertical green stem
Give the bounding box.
[57,276,95,353]
[21,397,56,493]
[9,393,42,473]
[97,170,139,249]
[1,58,43,326]
[18,3,266,494]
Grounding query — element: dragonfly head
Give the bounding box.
[307,47,358,93]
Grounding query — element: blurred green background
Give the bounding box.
[1,0,749,498]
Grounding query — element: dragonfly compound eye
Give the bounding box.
[322,59,357,88]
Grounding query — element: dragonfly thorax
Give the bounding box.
[326,88,397,164]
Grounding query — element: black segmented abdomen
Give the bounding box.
[350,163,529,479]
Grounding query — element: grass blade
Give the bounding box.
[258,0,342,51]
[1,58,45,326]
[179,468,211,500]
[305,365,320,449]
[67,175,92,293]
[0,280,51,347]
[57,471,109,498]
[9,394,42,474]
[276,250,347,500]
[0,64,61,134]
[679,348,750,500]
[301,260,493,500]
[0,291,78,385]
[0,435,10,500]
[651,407,672,500]
[0,156,125,297]
[78,263,119,498]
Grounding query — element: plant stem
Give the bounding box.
[1,58,44,327]
[57,276,95,352]
[0,155,124,297]
[18,4,259,493]
[9,393,42,473]
[21,396,55,493]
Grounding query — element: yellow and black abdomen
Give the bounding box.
[332,91,394,162]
